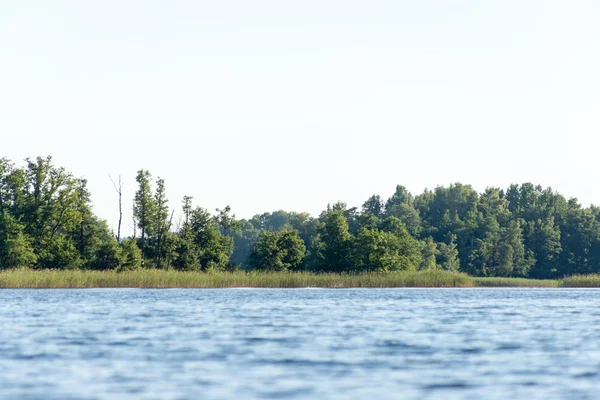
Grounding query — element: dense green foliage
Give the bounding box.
[2,156,600,279]
[249,229,306,271]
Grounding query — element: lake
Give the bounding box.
[1,289,600,399]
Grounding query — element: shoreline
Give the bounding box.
[0,269,596,288]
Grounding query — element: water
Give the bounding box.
[2,289,600,400]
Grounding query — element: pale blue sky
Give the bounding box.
[1,1,599,232]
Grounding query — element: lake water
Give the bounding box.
[2,289,600,400]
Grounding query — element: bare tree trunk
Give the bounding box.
[165,209,175,269]
[132,213,137,239]
[140,227,145,267]
[109,174,123,242]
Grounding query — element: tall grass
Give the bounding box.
[0,269,474,288]
[560,274,600,287]
[5,269,599,288]
[474,277,559,288]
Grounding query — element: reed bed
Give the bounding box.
[4,269,596,288]
[0,269,475,289]
[474,277,559,288]
[560,274,600,288]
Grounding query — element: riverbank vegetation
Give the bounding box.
[474,277,559,288]
[561,275,600,287]
[0,269,474,288]
[2,156,600,281]
[3,269,600,288]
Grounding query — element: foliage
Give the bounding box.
[3,155,600,280]
[90,238,122,270]
[249,229,306,271]
[309,210,355,272]
[119,238,142,271]
[184,205,234,271]
[437,234,460,271]
[354,228,420,272]
[419,237,438,270]
[0,214,37,269]
[133,169,155,266]
[172,231,201,271]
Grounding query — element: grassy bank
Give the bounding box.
[0,269,474,288]
[2,269,600,288]
[474,277,559,288]
[560,275,600,287]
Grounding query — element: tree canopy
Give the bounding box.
[2,156,600,278]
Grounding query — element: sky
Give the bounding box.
[1,1,599,233]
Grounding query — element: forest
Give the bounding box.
[1,156,599,279]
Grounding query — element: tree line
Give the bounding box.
[1,156,599,278]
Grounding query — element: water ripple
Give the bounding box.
[2,288,600,399]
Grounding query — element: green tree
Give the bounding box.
[491,220,535,277]
[173,196,202,271]
[21,157,84,269]
[73,179,112,267]
[556,204,600,276]
[0,158,14,215]
[249,229,306,271]
[133,170,156,266]
[420,237,438,270]
[0,214,37,269]
[151,177,171,268]
[524,217,562,278]
[466,215,500,276]
[385,185,413,210]
[313,210,354,272]
[182,196,193,225]
[415,183,479,264]
[354,228,421,272]
[189,207,234,270]
[230,220,260,268]
[173,231,201,271]
[437,234,460,271]
[216,205,239,237]
[385,203,421,236]
[362,195,385,219]
[119,238,142,271]
[90,238,122,270]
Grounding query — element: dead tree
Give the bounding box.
[109,174,123,242]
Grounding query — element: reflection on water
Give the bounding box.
[2,289,600,399]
